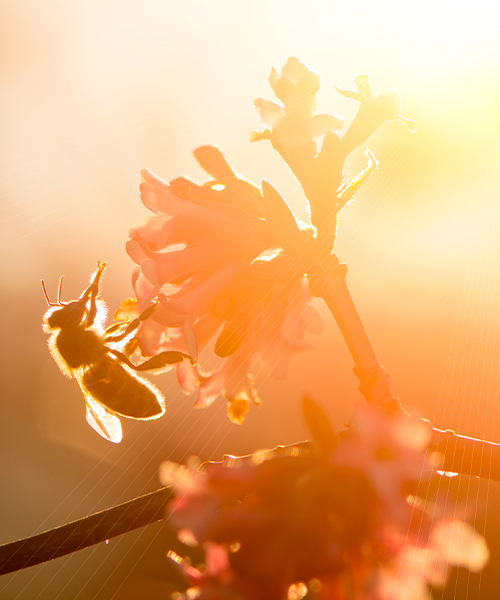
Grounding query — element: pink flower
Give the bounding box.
[127,146,273,357]
[336,75,417,155]
[161,403,488,600]
[252,56,344,147]
[368,517,489,600]
[162,453,382,600]
[333,405,434,521]
[428,517,489,577]
[252,58,385,245]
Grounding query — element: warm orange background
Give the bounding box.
[1,1,499,598]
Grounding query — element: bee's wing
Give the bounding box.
[82,356,165,420]
[85,397,123,444]
[74,374,122,443]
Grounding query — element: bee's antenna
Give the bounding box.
[41,279,55,306]
[57,276,64,304]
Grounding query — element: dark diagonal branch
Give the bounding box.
[0,487,173,576]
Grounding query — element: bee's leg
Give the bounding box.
[104,304,156,343]
[107,348,190,371]
[82,262,107,327]
[84,292,99,327]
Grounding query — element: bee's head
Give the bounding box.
[41,261,107,332]
[44,298,88,331]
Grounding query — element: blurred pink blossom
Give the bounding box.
[161,405,488,600]
[368,517,489,600]
[162,453,382,600]
[333,405,434,522]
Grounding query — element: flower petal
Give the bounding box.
[254,97,285,128]
[308,113,345,137]
[177,360,199,395]
[431,520,489,572]
[183,317,199,360]
[261,179,303,253]
[281,56,320,97]
[197,370,226,408]
[193,145,237,182]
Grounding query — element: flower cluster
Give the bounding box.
[124,58,411,421]
[125,144,322,422]
[161,403,488,600]
[251,57,414,247]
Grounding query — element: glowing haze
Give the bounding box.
[1,0,500,597]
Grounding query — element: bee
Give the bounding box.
[42,261,186,443]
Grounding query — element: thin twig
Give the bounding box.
[0,487,172,576]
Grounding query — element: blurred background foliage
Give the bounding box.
[1,0,500,597]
